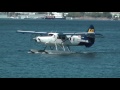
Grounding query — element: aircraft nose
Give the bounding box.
[33,37,38,42]
[33,37,36,40]
[33,37,41,42]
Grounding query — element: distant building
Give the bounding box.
[45,12,68,19]
[111,12,120,20]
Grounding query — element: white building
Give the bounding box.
[111,12,120,18]
[46,12,68,19]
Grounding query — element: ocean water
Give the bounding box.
[0,19,120,78]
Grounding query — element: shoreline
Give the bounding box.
[66,16,120,21]
[70,16,113,20]
[0,17,119,21]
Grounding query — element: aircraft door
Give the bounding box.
[48,33,56,43]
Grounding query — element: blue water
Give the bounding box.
[0,19,120,78]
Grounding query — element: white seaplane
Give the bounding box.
[17,25,103,54]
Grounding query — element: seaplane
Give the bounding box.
[17,25,103,54]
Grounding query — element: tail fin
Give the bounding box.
[87,25,95,33]
[85,25,95,47]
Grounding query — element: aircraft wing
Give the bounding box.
[63,32,104,38]
[63,32,88,35]
[17,30,47,34]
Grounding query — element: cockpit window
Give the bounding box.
[48,34,53,36]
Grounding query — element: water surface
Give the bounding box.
[0,19,120,78]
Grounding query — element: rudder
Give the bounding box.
[87,25,95,33]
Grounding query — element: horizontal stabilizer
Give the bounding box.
[95,33,104,38]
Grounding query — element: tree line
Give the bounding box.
[5,12,113,19]
[65,12,112,18]
[37,12,112,18]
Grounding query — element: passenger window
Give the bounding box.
[57,35,66,40]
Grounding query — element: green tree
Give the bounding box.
[67,12,85,17]
[102,12,112,18]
